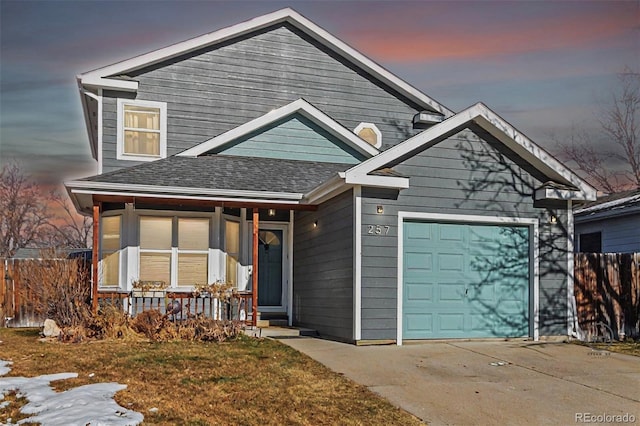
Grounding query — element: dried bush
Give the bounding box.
[130,309,173,341]
[179,316,243,342]
[17,250,91,329]
[130,309,242,342]
[89,304,139,340]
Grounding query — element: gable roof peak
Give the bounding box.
[77,8,450,116]
[178,98,379,158]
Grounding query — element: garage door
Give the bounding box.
[402,221,530,339]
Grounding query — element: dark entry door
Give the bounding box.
[258,229,283,306]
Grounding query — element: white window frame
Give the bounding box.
[116,99,167,161]
[139,216,173,287]
[177,218,210,287]
[138,215,212,289]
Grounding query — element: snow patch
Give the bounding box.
[0,359,143,425]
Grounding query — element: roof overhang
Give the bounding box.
[345,102,597,201]
[76,8,450,117]
[65,180,315,214]
[178,98,379,158]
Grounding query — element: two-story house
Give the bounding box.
[66,8,596,344]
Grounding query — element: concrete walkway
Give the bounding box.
[278,336,640,425]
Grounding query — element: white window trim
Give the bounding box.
[116,99,167,162]
[353,122,382,149]
[137,214,212,289]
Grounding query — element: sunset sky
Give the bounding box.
[1,0,638,185]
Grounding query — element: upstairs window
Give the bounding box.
[117,99,167,161]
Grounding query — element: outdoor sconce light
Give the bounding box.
[376,205,384,214]
[549,212,557,224]
[268,208,276,217]
[313,220,318,228]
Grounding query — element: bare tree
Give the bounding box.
[44,196,92,249]
[557,68,639,192]
[0,163,92,257]
[0,163,53,257]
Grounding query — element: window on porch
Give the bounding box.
[139,216,210,287]
[225,220,240,286]
[100,215,121,286]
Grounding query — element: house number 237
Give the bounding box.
[367,225,390,235]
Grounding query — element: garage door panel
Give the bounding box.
[405,313,433,337]
[438,313,464,331]
[405,281,433,302]
[405,222,432,240]
[405,252,432,271]
[437,253,465,271]
[438,282,466,302]
[439,224,464,241]
[403,220,530,339]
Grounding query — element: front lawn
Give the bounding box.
[0,328,422,425]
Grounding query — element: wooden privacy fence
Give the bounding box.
[1,258,253,328]
[574,253,640,340]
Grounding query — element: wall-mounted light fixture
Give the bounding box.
[313,220,318,228]
[268,208,276,217]
[548,211,557,224]
[376,205,384,214]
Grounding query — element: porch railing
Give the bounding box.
[97,291,253,325]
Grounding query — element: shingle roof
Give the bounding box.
[574,187,640,216]
[80,155,349,194]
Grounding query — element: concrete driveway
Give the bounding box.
[278,337,640,425]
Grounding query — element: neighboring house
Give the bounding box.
[65,9,596,344]
[574,188,640,253]
[11,248,92,261]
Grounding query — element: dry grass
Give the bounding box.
[602,341,640,357]
[0,328,423,425]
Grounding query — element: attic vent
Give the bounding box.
[354,122,382,149]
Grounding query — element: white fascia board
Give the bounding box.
[77,8,450,116]
[178,98,379,158]
[70,189,304,210]
[535,187,591,201]
[79,75,138,92]
[77,78,98,160]
[575,193,640,215]
[347,102,597,201]
[470,106,596,200]
[344,174,409,189]
[65,180,303,201]
[303,174,345,204]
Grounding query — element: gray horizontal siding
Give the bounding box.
[293,189,353,341]
[575,214,640,253]
[359,132,570,340]
[102,24,422,173]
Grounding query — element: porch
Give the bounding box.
[83,198,314,327]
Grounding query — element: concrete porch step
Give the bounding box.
[256,318,289,327]
[250,326,319,338]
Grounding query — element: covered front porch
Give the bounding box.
[76,194,314,327]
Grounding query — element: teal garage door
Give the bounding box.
[402,221,530,339]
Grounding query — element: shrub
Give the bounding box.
[130,310,242,342]
[17,250,91,330]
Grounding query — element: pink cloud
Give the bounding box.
[345,5,637,62]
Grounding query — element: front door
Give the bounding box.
[258,229,284,309]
